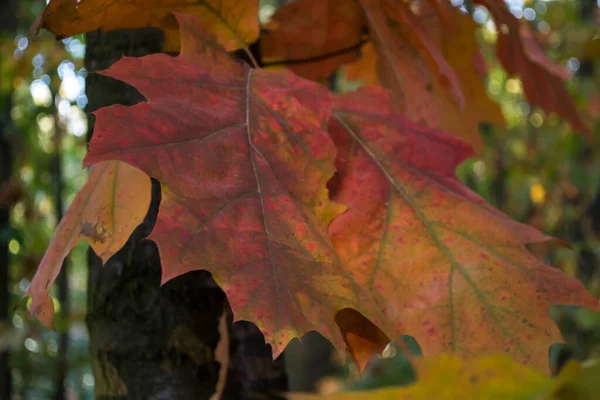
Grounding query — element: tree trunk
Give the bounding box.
[84,28,287,399]
[1,0,18,397]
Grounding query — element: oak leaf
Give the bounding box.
[83,13,391,357]
[327,87,599,371]
[260,0,365,81]
[25,161,151,328]
[30,0,259,52]
[473,0,590,137]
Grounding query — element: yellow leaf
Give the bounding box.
[287,354,551,400]
[25,161,151,328]
[31,0,259,53]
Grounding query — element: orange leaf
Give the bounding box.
[83,13,394,357]
[382,0,464,110]
[359,0,438,126]
[260,0,365,81]
[342,42,380,87]
[425,0,505,152]
[335,309,390,373]
[25,161,151,328]
[30,0,259,53]
[328,87,599,371]
[474,0,590,137]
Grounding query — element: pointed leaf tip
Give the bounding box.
[328,87,598,370]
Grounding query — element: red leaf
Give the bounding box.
[83,13,391,357]
[474,0,590,137]
[359,0,439,126]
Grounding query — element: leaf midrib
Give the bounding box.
[334,112,526,356]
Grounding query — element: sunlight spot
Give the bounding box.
[8,239,20,255]
[30,80,52,107]
[530,183,546,205]
[473,7,488,24]
[83,373,95,388]
[523,8,536,21]
[537,21,550,34]
[17,37,28,51]
[12,314,23,329]
[24,338,40,353]
[505,78,522,94]
[473,161,486,177]
[259,4,276,24]
[530,112,544,128]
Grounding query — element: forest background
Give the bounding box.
[1,0,600,399]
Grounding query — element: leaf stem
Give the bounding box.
[261,38,368,67]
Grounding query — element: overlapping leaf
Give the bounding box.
[288,354,552,399]
[260,0,365,81]
[342,42,379,87]
[289,355,600,399]
[25,161,150,328]
[358,0,438,126]
[82,13,396,357]
[378,0,464,110]
[474,0,590,137]
[425,0,506,153]
[327,87,599,370]
[30,0,259,52]
[335,309,390,373]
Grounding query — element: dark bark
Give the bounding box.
[0,88,13,400]
[51,127,69,400]
[1,0,19,397]
[84,28,287,399]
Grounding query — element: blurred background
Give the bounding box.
[0,0,599,399]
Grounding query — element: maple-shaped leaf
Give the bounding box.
[327,87,599,371]
[260,0,365,81]
[25,161,150,328]
[30,0,259,53]
[473,0,590,137]
[82,13,395,357]
[425,0,505,153]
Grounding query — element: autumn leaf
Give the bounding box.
[380,0,464,110]
[260,0,365,81]
[327,87,599,371]
[342,42,379,87]
[335,309,390,373]
[30,0,259,53]
[82,13,400,357]
[287,354,552,399]
[425,0,505,153]
[25,161,151,328]
[473,0,590,137]
[359,0,438,126]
